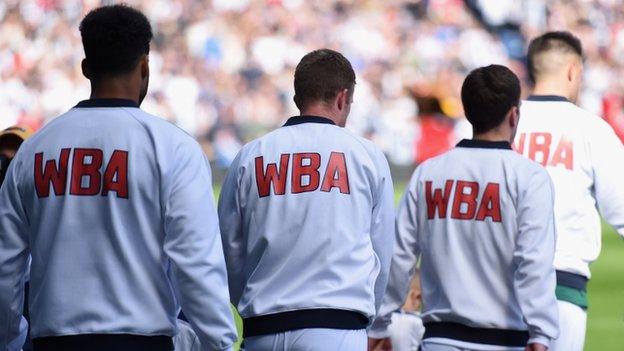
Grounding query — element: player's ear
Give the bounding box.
[81,59,91,80]
[509,106,519,129]
[140,55,149,79]
[567,60,580,83]
[336,89,348,111]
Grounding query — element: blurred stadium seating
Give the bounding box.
[2,0,624,169]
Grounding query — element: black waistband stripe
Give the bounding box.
[243,309,368,337]
[556,270,588,291]
[423,322,529,347]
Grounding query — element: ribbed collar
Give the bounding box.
[75,98,139,108]
[283,115,336,127]
[526,95,569,102]
[456,139,512,150]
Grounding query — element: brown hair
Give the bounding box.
[293,49,356,110]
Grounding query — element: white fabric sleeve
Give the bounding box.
[514,168,559,347]
[0,155,30,350]
[217,153,246,306]
[369,171,420,338]
[369,151,396,315]
[163,140,237,351]
[591,122,624,238]
[8,316,29,351]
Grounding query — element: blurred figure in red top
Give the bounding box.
[602,92,624,143]
[410,86,459,165]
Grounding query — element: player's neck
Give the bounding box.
[299,106,345,127]
[531,81,572,101]
[89,79,140,103]
[472,130,512,144]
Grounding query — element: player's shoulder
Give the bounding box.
[234,128,276,159]
[129,108,205,150]
[127,108,191,138]
[523,99,607,126]
[340,127,385,158]
[509,149,548,172]
[559,103,619,140]
[16,109,76,152]
[407,148,457,186]
[415,146,459,171]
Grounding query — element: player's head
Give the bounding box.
[79,5,153,104]
[528,31,584,102]
[0,125,33,185]
[294,49,356,127]
[461,65,521,142]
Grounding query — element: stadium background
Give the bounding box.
[0,0,622,349]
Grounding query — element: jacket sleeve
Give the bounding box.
[163,140,237,351]
[217,153,246,306]
[369,170,420,338]
[0,155,30,350]
[369,151,396,315]
[514,168,559,347]
[591,122,624,238]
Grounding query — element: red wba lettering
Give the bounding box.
[254,152,351,197]
[320,152,350,194]
[550,138,573,170]
[426,179,502,222]
[103,150,129,198]
[451,181,478,220]
[292,153,321,194]
[425,180,453,219]
[70,148,103,195]
[515,132,574,170]
[255,154,289,197]
[34,148,129,198]
[34,149,70,198]
[476,183,502,222]
[529,133,551,166]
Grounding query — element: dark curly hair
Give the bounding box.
[461,65,520,134]
[294,49,356,110]
[79,5,153,79]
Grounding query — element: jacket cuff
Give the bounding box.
[367,318,392,339]
[528,334,551,348]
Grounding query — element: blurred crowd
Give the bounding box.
[2,0,624,167]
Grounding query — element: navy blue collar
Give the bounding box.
[75,99,140,108]
[456,139,512,150]
[526,95,569,102]
[283,115,336,127]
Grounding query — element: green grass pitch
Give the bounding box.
[219,183,624,350]
[585,224,624,350]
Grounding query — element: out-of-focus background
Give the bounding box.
[0,0,622,349]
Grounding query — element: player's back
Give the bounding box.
[516,96,624,278]
[411,140,556,337]
[13,99,196,337]
[219,116,394,323]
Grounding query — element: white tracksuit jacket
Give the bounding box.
[370,139,559,350]
[516,95,624,280]
[218,115,395,338]
[0,99,237,350]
